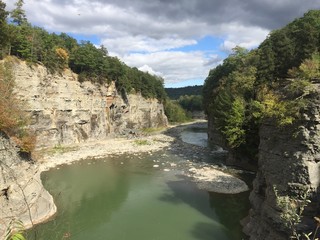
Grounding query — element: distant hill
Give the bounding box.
[165,85,203,100]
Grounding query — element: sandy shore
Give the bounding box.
[0,121,249,238]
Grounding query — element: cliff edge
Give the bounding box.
[243,89,320,239]
[12,60,167,148]
[0,60,168,237]
[0,131,56,237]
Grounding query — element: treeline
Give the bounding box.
[176,95,203,112]
[0,0,166,102]
[165,86,204,119]
[165,85,203,99]
[164,94,203,123]
[203,10,320,157]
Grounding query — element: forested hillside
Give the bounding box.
[0,0,166,102]
[165,85,204,116]
[0,0,171,154]
[165,85,203,99]
[203,10,320,157]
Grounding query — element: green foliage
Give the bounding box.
[164,100,191,123]
[177,95,203,112]
[203,11,320,153]
[5,219,26,240]
[0,0,7,23]
[69,41,111,83]
[274,186,313,240]
[0,1,8,56]
[256,10,320,83]
[0,2,167,102]
[289,53,320,81]
[203,47,259,148]
[221,97,246,148]
[10,0,27,26]
[165,85,203,99]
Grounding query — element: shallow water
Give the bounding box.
[27,151,250,240]
[180,127,209,147]
[180,127,226,153]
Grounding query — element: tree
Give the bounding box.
[69,41,98,73]
[0,0,7,23]
[55,47,69,69]
[271,29,294,78]
[10,0,27,26]
[256,39,275,83]
[164,100,190,123]
[10,24,34,61]
[222,97,246,148]
[0,0,8,57]
[59,32,78,53]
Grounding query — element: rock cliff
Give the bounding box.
[0,59,168,237]
[207,89,320,239]
[0,131,56,237]
[11,61,167,148]
[244,97,320,239]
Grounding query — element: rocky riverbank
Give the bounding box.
[0,121,249,238]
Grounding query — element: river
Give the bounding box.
[27,124,251,240]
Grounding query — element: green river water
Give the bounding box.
[27,129,250,240]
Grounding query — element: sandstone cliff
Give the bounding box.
[11,61,167,148]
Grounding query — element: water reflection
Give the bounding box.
[27,153,249,240]
[29,160,130,240]
[209,192,250,240]
[160,175,249,240]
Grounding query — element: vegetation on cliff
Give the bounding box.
[0,0,166,102]
[0,59,35,154]
[203,10,320,157]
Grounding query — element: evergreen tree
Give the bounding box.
[0,0,8,57]
[11,0,27,26]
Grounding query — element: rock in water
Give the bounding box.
[187,167,249,194]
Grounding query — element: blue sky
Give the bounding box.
[4,0,320,88]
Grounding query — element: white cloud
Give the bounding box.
[218,23,269,53]
[138,65,163,77]
[102,36,197,55]
[3,0,317,86]
[123,51,221,84]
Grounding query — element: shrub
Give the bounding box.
[164,100,191,123]
[0,60,36,153]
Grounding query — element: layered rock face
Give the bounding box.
[244,98,320,239]
[12,61,167,148]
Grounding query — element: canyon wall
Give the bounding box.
[243,95,320,239]
[0,131,56,237]
[207,89,320,239]
[0,60,168,237]
[11,61,167,148]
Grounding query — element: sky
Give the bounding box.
[3,0,320,88]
